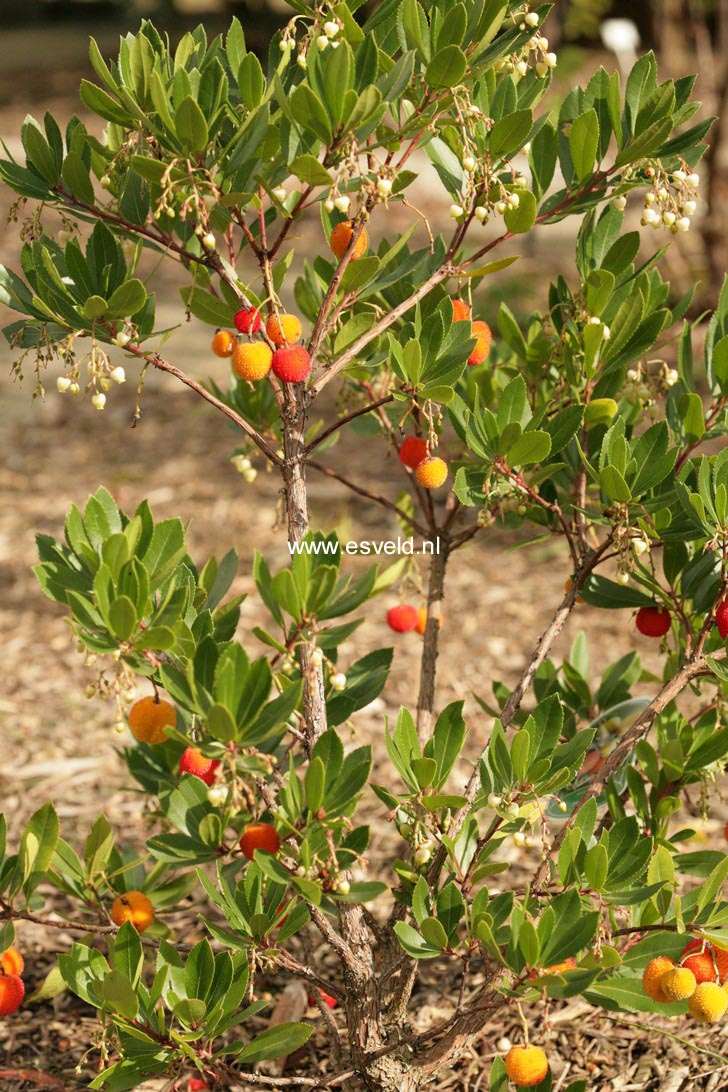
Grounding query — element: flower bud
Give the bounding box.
[463,155,476,172]
[272,186,287,202]
[334,195,350,213]
[672,169,686,184]
[449,204,464,219]
[558,800,568,813]
[99,377,112,392]
[317,34,329,52]
[525,11,540,26]
[113,332,130,348]
[545,52,557,67]
[474,206,488,222]
[683,200,697,216]
[207,786,228,807]
[297,52,308,70]
[201,232,216,249]
[324,198,335,212]
[92,392,106,411]
[330,672,347,691]
[616,571,630,586]
[516,60,529,78]
[323,20,339,37]
[632,537,649,557]
[311,647,324,667]
[506,192,520,209]
[507,802,520,819]
[335,878,350,895]
[495,200,507,214]
[662,211,676,227]
[613,195,627,211]
[487,792,502,808]
[676,217,690,233]
[100,175,112,190]
[110,366,126,384]
[414,846,432,867]
[513,832,526,847]
[57,376,72,393]
[57,229,73,245]
[687,173,700,188]
[376,177,393,197]
[69,382,80,395]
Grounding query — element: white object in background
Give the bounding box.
[601,18,641,76]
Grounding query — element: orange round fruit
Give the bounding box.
[398,436,428,469]
[504,1044,549,1087]
[681,939,728,983]
[0,973,24,1016]
[266,313,302,347]
[689,981,728,1023]
[468,320,492,366]
[0,948,24,976]
[128,696,176,745]
[211,330,235,358]
[232,341,273,381]
[415,456,448,490]
[240,822,281,860]
[451,299,471,323]
[642,956,676,1003]
[111,891,155,933]
[415,607,442,636]
[330,222,369,261]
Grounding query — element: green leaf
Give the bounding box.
[101,969,139,1019]
[107,279,147,319]
[507,429,551,466]
[236,1023,313,1063]
[175,97,209,153]
[503,190,537,234]
[61,152,95,205]
[490,109,533,158]
[181,286,234,328]
[109,596,137,641]
[570,109,600,182]
[393,921,441,959]
[426,45,467,89]
[18,802,60,899]
[290,154,333,186]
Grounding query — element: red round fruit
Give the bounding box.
[398,436,428,469]
[240,822,281,860]
[309,990,338,1008]
[716,600,728,640]
[387,605,418,633]
[271,346,311,383]
[188,1080,210,1092]
[234,307,262,334]
[0,973,24,1016]
[179,746,220,786]
[635,606,671,638]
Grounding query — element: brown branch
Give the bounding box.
[305,395,394,455]
[416,538,451,742]
[125,346,282,466]
[308,459,431,537]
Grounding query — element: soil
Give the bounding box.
[0,15,726,1092]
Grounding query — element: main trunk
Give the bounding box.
[281,384,327,750]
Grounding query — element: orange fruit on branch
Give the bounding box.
[128,696,176,745]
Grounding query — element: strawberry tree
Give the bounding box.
[1,3,728,1090]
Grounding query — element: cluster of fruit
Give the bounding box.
[387,604,432,636]
[643,940,728,1023]
[0,946,24,1017]
[211,308,311,384]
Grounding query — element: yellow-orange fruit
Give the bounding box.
[330,222,369,261]
[232,341,273,381]
[111,891,155,933]
[415,607,442,636]
[661,966,697,1002]
[211,330,235,358]
[688,981,728,1023]
[0,948,24,976]
[468,319,492,366]
[128,696,176,745]
[415,456,448,490]
[642,957,676,1003]
[504,1045,549,1087]
[451,299,471,323]
[266,313,302,347]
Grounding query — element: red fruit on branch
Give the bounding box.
[271,346,311,383]
[387,605,418,633]
[716,600,728,639]
[398,436,428,469]
[179,747,220,786]
[635,606,671,638]
[233,307,262,334]
[0,973,24,1016]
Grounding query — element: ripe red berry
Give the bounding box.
[0,973,24,1016]
[635,606,671,638]
[716,600,728,639]
[179,747,220,786]
[188,1080,210,1092]
[387,605,418,633]
[271,346,311,383]
[234,307,262,334]
[398,436,428,469]
[309,990,338,1009]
